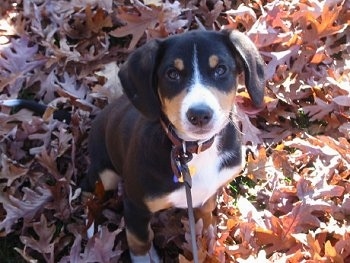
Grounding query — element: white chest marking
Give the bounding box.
[166,138,242,208]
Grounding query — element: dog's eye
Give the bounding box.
[215,65,227,77]
[166,68,181,80]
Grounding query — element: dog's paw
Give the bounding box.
[129,243,161,263]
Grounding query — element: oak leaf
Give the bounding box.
[281,200,331,234]
[19,214,57,261]
[59,226,123,263]
[0,187,52,234]
[0,37,46,94]
[109,0,161,50]
[85,5,113,34]
[0,154,29,186]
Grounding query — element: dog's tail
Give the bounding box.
[0,99,71,123]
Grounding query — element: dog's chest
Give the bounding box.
[166,139,242,208]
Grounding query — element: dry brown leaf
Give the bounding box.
[85,5,113,34]
[0,187,52,234]
[109,0,161,50]
[0,155,30,186]
[245,147,267,181]
[281,200,331,234]
[255,227,296,256]
[20,214,56,259]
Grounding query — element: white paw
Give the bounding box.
[129,243,161,263]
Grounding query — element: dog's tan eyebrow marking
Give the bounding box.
[209,55,219,68]
[174,58,184,71]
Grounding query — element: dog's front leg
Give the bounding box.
[123,198,160,263]
[194,194,217,229]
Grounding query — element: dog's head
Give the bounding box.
[119,30,265,141]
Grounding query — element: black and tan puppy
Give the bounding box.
[82,30,265,262]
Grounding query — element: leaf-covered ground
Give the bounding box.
[0,0,349,262]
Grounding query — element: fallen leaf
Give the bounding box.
[0,37,46,94]
[109,0,161,50]
[0,187,52,234]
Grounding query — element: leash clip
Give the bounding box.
[179,142,193,188]
[172,142,193,185]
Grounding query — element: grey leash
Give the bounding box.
[184,170,199,263]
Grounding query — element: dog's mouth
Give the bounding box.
[179,118,227,141]
[176,130,214,142]
[189,126,215,136]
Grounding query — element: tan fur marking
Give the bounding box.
[209,87,236,112]
[194,194,217,229]
[126,228,153,255]
[145,196,172,213]
[209,55,219,68]
[174,58,184,71]
[161,89,187,133]
[99,169,120,191]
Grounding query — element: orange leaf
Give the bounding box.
[255,226,296,255]
[310,51,327,64]
[325,240,337,258]
[324,240,344,262]
[226,218,236,230]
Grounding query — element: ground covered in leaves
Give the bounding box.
[0,0,349,262]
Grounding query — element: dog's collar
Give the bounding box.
[160,113,216,182]
[160,113,215,155]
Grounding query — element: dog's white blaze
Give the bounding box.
[178,45,227,141]
[166,137,242,208]
[192,44,201,85]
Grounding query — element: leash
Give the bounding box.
[176,142,199,263]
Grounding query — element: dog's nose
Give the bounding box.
[186,104,213,126]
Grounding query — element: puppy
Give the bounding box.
[81,30,265,262]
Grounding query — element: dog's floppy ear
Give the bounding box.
[118,39,162,120]
[226,30,265,108]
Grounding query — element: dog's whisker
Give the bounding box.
[226,110,243,135]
